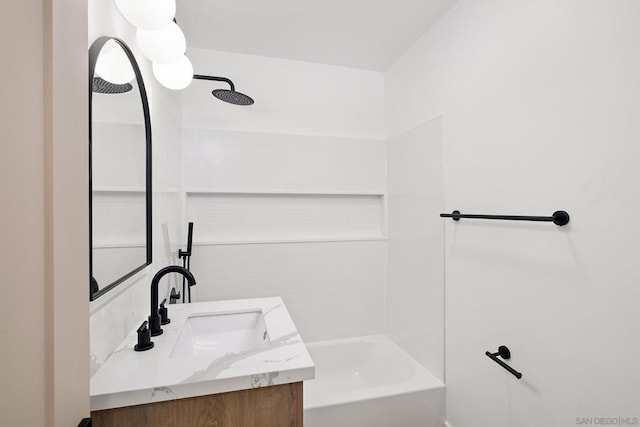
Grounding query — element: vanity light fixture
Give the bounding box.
[113,0,192,90]
[115,0,176,30]
[137,22,186,65]
[113,0,250,99]
[152,56,194,90]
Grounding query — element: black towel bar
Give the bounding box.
[485,346,522,379]
[440,210,570,226]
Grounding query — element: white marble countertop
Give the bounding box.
[90,297,315,411]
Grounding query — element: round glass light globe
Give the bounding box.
[115,0,176,31]
[95,40,135,84]
[137,22,186,65]
[152,56,193,90]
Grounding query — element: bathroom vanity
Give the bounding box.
[91,383,302,426]
[90,297,315,426]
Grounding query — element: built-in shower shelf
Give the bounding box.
[184,190,386,244]
[93,187,146,193]
[183,188,385,196]
[93,242,146,249]
[193,236,388,246]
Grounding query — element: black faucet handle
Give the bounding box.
[134,321,154,352]
[159,298,171,325]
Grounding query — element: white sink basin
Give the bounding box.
[170,310,272,358]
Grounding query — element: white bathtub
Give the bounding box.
[303,335,446,427]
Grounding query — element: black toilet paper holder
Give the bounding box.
[485,346,523,379]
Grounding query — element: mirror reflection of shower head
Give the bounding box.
[192,74,255,106]
[92,76,133,94]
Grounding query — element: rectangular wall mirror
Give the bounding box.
[89,37,152,300]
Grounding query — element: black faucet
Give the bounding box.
[149,266,196,336]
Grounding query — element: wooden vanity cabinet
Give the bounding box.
[91,382,303,427]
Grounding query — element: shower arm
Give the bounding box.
[193,74,235,91]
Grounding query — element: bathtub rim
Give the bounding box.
[303,334,444,410]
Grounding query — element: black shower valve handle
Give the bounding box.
[169,287,181,304]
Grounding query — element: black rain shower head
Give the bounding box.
[92,76,133,94]
[211,89,254,106]
[193,74,255,106]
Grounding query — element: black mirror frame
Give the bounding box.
[89,36,152,301]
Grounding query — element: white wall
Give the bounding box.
[182,47,385,138]
[88,0,184,375]
[181,49,387,342]
[386,116,444,380]
[386,1,640,426]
